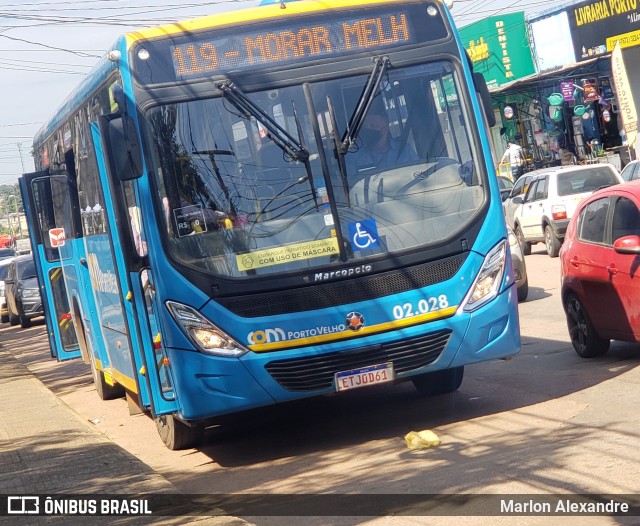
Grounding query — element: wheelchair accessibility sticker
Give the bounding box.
[348,219,380,250]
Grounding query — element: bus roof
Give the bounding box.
[32,0,437,151]
[32,49,118,147]
[123,0,402,46]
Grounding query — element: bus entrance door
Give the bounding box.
[20,171,81,361]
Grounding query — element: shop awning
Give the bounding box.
[489,55,610,94]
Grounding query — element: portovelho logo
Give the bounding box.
[247,323,349,345]
[87,253,119,294]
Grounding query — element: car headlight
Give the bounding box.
[166,301,248,357]
[19,288,39,299]
[460,240,507,312]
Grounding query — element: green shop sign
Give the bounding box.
[459,12,536,90]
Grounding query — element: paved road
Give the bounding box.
[3,246,640,525]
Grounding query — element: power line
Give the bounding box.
[0,33,100,58]
[0,123,41,127]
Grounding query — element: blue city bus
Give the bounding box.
[21,0,520,449]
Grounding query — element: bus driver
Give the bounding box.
[347,108,418,172]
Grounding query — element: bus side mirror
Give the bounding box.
[473,72,496,128]
[107,116,143,181]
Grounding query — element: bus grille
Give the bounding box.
[217,255,466,317]
[264,329,451,392]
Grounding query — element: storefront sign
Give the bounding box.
[529,12,576,70]
[561,81,575,101]
[611,44,638,145]
[503,105,514,119]
[459,12,535,89]
[582,81,599,103]
[568,0,640,61]
[611,41,637,146]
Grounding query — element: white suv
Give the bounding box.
[512,164,622,257]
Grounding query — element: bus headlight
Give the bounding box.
[460,240,507,312]
[166,301,248,357]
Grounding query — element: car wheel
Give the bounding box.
[515,226,531,255]
[412,366,464,396]
[544,224,562,258]
[1,313,8,323]
[19,315,31,328]
[9,312,19,326]
[564,294,610,358]
[517,276,529,302]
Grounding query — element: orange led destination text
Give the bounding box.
[172,14,410,76]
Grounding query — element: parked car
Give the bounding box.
[620,159,640,182]
[507,225,528,302]
[4,254,44,328]
[560,179,640,357]
[503,173,534,229]
[497,175,514,201]
[0,256,16,323]
[0,247,17,261]
[512,164,622,258]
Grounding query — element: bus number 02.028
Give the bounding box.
[392,296,449,319]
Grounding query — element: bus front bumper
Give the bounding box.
[165,285,520,422]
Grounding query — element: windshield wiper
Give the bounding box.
[326,96,350,206]
[217,81,309,163]
[339,56,391,154]
[303,82,348,262]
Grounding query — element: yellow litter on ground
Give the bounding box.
[404,430,440,449]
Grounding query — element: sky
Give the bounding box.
[0,0,568,186]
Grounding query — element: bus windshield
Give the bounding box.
[146,60,484,278]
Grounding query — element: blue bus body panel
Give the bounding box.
[89,124,150,405]
[159,230,520,420]
[19,175,81,362]
[24,1,521,424]
[166,285,517,421]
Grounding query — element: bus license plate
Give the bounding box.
[335,362,394,392]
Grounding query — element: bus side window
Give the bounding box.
[123,180,148,258]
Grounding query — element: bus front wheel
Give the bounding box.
[412,366,464,396]
[155,415,204,450]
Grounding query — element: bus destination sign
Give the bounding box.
[170,11,415,79]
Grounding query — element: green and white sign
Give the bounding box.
[459,12,536,90]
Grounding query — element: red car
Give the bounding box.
[560,179,640,357]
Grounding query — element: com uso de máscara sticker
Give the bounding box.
[236,237,339,271]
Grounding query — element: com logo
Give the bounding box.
[247,328,286,345]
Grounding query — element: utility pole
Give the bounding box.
[12,145,25,241]
[16,142,26,174]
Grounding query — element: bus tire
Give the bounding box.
[90,354,125,401]
[155,415,204,450]
[412,366,464,396]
